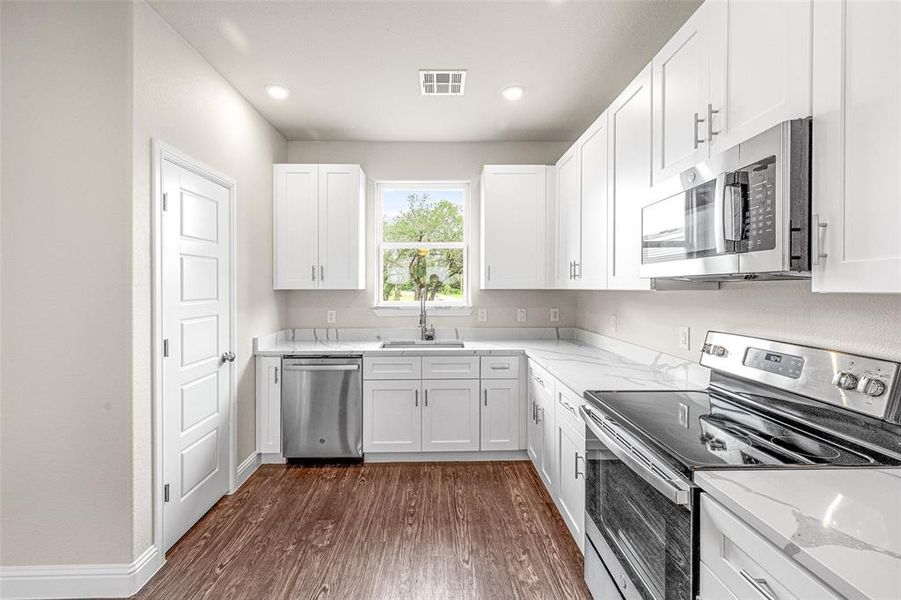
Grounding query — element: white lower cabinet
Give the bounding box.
[526,373,544,467]
[363,379,422,453]
[255,356,282,455]
[555,387,586,552]
[480,379,521,451]
[422,380,480,452]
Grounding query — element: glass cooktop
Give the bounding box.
[584,388,900,475]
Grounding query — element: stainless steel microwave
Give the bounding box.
[640,118,811,281]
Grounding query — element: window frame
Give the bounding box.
[373,180,472,313]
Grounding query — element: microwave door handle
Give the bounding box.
[579,406,691,506]
[724,180,744,243]
[713,172,728,254]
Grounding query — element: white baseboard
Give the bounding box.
[260,452,286,464]
[364,450,528,463]
[0,545,163,600]
[231,452,261,493]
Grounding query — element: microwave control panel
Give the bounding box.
[742,155,777,252]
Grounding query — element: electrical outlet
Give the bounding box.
[609,315,617,334]
[326,310,337,324]
[550,308,560,323]
[477,308,487,322]
[678,326,690,350]
[516,308,527,323]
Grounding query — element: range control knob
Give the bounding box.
[857,376,887,397]
[832,371,859,390]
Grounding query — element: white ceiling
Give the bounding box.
[149,0,700,143]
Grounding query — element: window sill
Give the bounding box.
[371,305,474,317]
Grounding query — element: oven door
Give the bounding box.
[580,405,696,600]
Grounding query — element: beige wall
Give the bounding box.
[284,141,575,328]
[576,281,901,362]
[1,1,134,565]
[131,1,287,555]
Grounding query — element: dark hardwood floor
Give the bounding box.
[135,461,591,600]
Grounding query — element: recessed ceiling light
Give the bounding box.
[502,85,525,101]
[265,84,290,100]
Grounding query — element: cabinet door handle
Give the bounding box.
[415,389,419,407]
[424,389,429,407]
[575,452,584,479]
[537,406,544,423]
[706,103,720,142]
[320,265,325,281]
[486,264,491,281]
[812,214,828,265]
[693,111,706,149]
[484,389,488,407]
[274,366,278,384]
[738,570,778,600]
[311,265,316,281]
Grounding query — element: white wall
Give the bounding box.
[576,281,901,362]
[284,141,574,328]
[1,0,134,565]
[131,1,287,555]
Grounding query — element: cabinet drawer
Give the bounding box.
[700,495,840,600]
[699,561,738,600]
[481,355,521,379]
[421,356,480,379]
[528,360,554,397]
[363,356,422,380]
[555,384,584,434]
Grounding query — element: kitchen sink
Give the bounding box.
[380,340,465,349]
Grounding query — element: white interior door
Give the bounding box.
[162,159,232,552]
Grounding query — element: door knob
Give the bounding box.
[221,352,236,363]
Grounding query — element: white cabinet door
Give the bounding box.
[575,112,609,289]
[422,380,480,452]
[255,356,282,455]
[526,375,543,469]
[317,164,365,290]
[711,0,811,152]
[481,165,549,289]
[480,379,522,451]
[811,0,901,293]
[555,146,581,289]
[538,379,557,493]
[608,65,653,290]
[273,164,318,289]
[556,418,585,552]
[363,380,421,453]
[652,2,719,184]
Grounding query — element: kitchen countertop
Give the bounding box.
[254,327,709,396]
[696,468,901,600]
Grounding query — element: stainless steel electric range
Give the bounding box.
[580,331,901,600]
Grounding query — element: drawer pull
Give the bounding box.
[739,570,778,600]
[490,364,511,370]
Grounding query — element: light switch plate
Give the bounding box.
[550,308,560,323]
[516,308,527,323]
[678,326,690,350]
[477,308,487,322]
[327,310,337,324]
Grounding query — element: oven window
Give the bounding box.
[641,179,720,264]
[586,436,693,600]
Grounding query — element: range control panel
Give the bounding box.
[700,331,901,423]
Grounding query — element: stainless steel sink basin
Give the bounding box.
[380,340,465,349]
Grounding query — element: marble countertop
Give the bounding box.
[696,468,901,600]
[254,327,709,395]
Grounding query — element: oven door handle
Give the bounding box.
[580,405,692,507]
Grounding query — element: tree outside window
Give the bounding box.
[378,184,468,305]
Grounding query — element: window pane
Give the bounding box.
[382,190,464,243]
[382,247,464,303]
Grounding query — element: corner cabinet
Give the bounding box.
[255,356,282,456]
[481,165,553,289]
[273,164,365,290]
[811,0,901,293]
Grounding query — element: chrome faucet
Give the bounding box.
[419,286,435,341]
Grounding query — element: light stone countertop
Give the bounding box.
[696,468,901,600]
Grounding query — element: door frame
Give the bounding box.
[150,139,238,554]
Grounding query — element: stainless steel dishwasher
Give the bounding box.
[281,356,363,459]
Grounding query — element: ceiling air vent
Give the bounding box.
[419,70,466,96]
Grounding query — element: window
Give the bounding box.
[375,182,469,308]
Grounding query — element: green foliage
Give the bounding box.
[383,193,464,243]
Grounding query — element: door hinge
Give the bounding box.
[163,338,169,357]
[164,483,170,503]
[162,192,168,211]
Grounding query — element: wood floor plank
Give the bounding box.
[133,461,591,600]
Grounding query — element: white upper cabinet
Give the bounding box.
[273,163,365,290]
[575,112,609,289]
[811,0,901,293]
[481,165,550,289]
[608,65,653,291]
[555,147,582,288]
[711,0,812,152]
[652,2,718,184]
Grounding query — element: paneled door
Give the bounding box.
[422,380,480,451]
[481,379,521,451]
[363,380,422,453]
[162,158,232,551]
[317,164,365,290]
[555,147,581,288]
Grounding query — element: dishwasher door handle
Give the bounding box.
[283,364,360,372]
